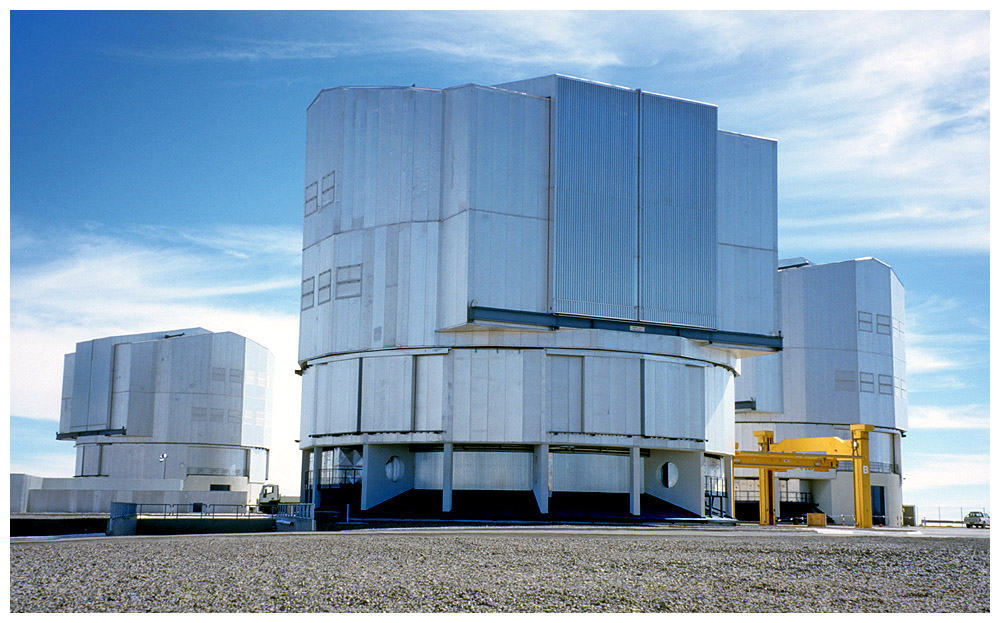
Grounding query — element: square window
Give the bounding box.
[877,314,892,335]
[318,269,332,304]
[858,311,873,333]
[302,277,315,310]
[304,182,318,216]
[336,264,362,299]
[860,372,875,393]
[835,370,857,392]
[878,374,893,395]
[230,369,243,383]
[321,171,336,207]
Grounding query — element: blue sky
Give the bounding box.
[7,10,990,514]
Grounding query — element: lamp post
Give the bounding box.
[159,453,169,479]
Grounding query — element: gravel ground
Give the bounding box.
[9,526,990,613]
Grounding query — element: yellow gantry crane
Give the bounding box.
[733,424,874,528]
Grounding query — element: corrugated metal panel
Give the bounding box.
[552,77,638,319]
[639,93,717,329]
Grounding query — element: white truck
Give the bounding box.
[256,484,299,514]
[964,511,990,528]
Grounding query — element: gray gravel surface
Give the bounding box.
[9,526,990,613]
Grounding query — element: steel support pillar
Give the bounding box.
[533,444,550,514]
[851,424,874,528]
[629,446,642,516]
[442,442,454,513]
[311,447,322,515]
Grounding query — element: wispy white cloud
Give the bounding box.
[907,405,990,430]
[901,294,989,377]
[9,222,305,494]
[10,454,78,480]
[902,452,990,492]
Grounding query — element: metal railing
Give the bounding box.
[274,503,314,520]
[704,476,727,496]
[113,503,257,518]
[111,502,312,521]
[779,491,814,504]
[837,461,899,474]
[732,490,813,504]
[305,467,362,488]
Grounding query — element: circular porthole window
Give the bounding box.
[385,456,405,482]
[660,462,679,488]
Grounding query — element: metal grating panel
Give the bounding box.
[639,93,717,329]
[551,78,638,319]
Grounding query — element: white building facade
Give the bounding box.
[298,75,780,519]
[12,329,274,513]
[735,258,906,526]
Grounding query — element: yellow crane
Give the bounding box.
[733,424,874,528]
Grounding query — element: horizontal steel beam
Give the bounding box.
[468,306,782,350]
[734,451,840,471]
[56,427,126,440]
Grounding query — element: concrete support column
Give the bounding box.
[629,446,642,516]
[533,444,550,514]
[312,447,322,511]
[442,442,454,513]
[725,455,735,519]
[300,450,310,505]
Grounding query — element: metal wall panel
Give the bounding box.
[59,353,75,434]
[546,355,583,433]
[305,87,444,250]
[414,451,533,490]
[583,355,641,435]
[125,341,156,437]
[110,343,130,431]
[414,354,445,431]
[733,349,783,414]
[639,93,717,329]
[643,358,705,440]
[449,349,529,443]
[361,355,414,432]
[716,131,778,336]
[69,339,93,431]
[703,365,734,454]
[551,77,638,319]
[552,453,628,492]
[442,84,550,316]
[467,210,548,315]
[321,358,359,435]
[520,350,545,441]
